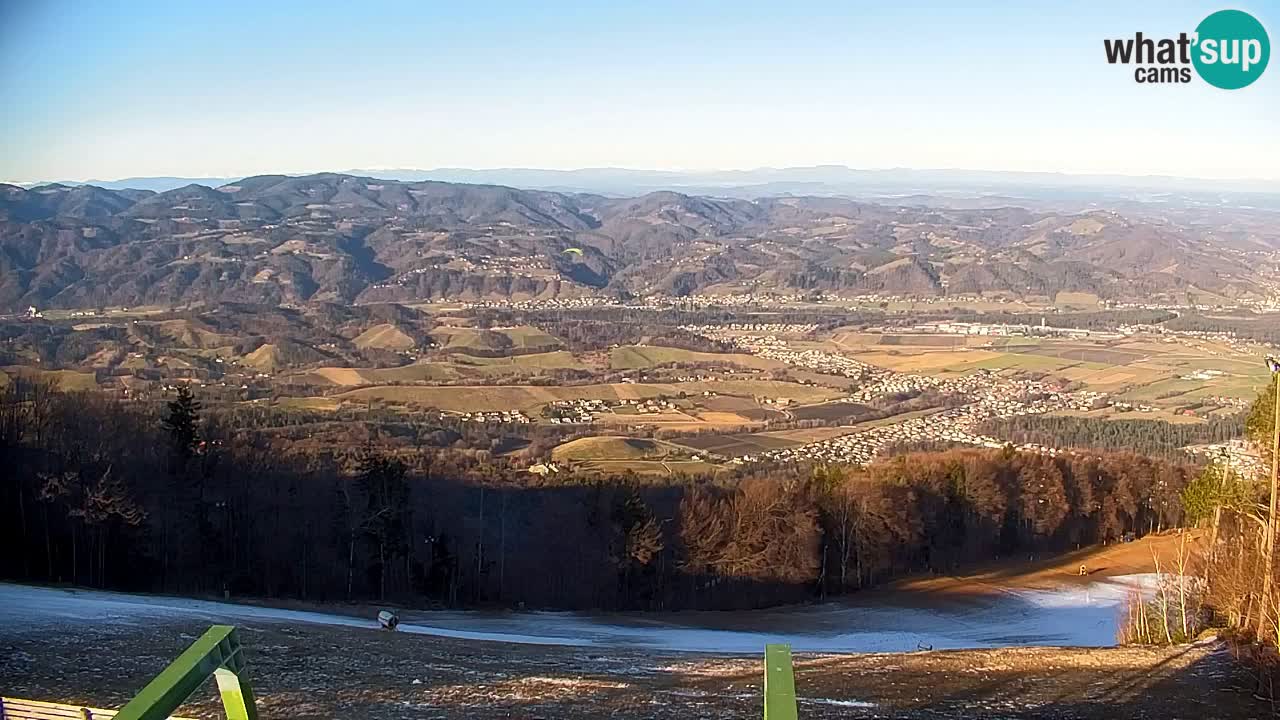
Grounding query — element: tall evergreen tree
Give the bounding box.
[162,386,202,461]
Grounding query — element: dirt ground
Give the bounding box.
[895,532,1200,597]
[1,616,1269,719]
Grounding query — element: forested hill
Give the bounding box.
[3,173,1278,311]
[1,380,1191,611]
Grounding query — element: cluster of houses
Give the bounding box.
[672,328,1119,467]
[1206,395,1253,410]
[1110,401,1157,413]
[909,321,1122,340]
[541,396,685,424]
[1181,369,1226,381]
[681,328,879,381]
[545,398,608,424]
[1185,439,1266,479]
[458,410,532,424]
[462,296,615,311]
[750,376,1109,467]
[682,323,818,339]
[827,293,1026,307]
[640,293,817,309]
[632,398,679,414]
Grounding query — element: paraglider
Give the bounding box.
[561,247,584,257]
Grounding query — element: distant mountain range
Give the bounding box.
[2,172,1278,312]
[17,166,1280,207]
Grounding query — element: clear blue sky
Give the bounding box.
[1,0,1277,182]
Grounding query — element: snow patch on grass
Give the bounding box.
[801,697,878,708]
[0,576,1158,655]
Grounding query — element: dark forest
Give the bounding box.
[1,380,1193,611]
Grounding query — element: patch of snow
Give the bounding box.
[0,577,1159,655]
[800,697,877,708]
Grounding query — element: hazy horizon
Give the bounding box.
[11,165,1280,200]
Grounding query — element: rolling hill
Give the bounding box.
[2,173,1278,311]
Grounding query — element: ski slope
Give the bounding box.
[0,576,1156,654]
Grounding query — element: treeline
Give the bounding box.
[946,309,1177,329]
[205,403,577,460]
[1165,313,1280,346]
[1,380,1192,610]
[1175,376,1277,690]
[979,414,1245,459]
[466,306,1179,352]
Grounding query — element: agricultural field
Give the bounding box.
[788,401,878,422]
[572,459,723,476]
[452,351,592,374]
[671,432,801,457]
[608,345,783,371]
[287,351,595,387]
[430,325,563,355]
[352,323,416,351]
[818,330,1274,415]
[0,366,98,391]
[331,379,841,414]
[1053,291,1102,310]
[551,436,687,462]
[549,436,725,476]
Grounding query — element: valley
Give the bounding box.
[2,286,1272,478]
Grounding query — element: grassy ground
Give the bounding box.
[0,612,1261,719]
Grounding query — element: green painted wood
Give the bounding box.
[212,669,256,720]
[763,644,798,720]
[113,626,256,720]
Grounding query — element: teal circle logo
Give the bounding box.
[1193,9,1270,89]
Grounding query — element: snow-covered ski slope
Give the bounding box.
[0,576,1156,654]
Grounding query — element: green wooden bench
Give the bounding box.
[12,626,797,720]
[3,626,258,720]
